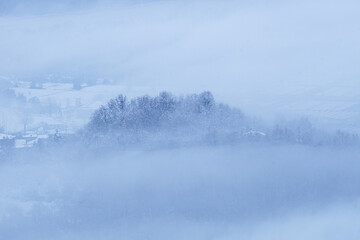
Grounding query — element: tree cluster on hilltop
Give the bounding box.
[87,91,245,135]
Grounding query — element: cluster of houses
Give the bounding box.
[0,131,62,151]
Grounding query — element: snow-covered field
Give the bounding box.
[8,83,166,132]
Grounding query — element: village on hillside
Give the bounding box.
[0,78,119,150]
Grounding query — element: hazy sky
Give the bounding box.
[1,0,360,123]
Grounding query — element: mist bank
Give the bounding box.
[1,0,360,128]
[2,144,360,239]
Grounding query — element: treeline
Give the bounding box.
[87,91,244,133]
[84,91,359,148]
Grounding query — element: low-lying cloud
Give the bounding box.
[1,145,360,239]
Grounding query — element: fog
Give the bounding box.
[2,145,360,239]
[1,0,360,239]
[1,0,360,123]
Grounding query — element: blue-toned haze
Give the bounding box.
[1,1,360,239]
[1,0,360,130]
